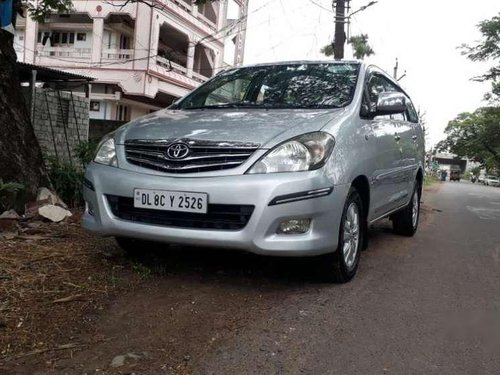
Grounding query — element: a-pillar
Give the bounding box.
[186,41,196,78]
[91,18,104,64]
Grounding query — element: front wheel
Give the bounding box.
[321,187,364,283]
[392,182,420,236]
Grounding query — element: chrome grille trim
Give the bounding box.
[124,139,260,174]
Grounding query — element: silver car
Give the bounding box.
[83,61,425,282]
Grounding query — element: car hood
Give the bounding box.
[116,108,344,148]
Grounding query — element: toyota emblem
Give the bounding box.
[166,143,190,159]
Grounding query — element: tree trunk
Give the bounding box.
[0,30,50,199]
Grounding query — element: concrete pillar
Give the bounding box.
[217,1,228,34]
[186,41,196,78]
[24,16,37,63]
[133,4,153,70]
[191,2,198,17]
[91,18,104,64]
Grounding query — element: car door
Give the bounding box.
[363,71,408,218]
[403,98,423,193]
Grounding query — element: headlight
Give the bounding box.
[247,132,335,174]
[94,134,118,167]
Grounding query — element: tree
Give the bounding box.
[436,108,500,172]
[461,12,500,102]
[321,34,374,60]
[348,34,374,60]
[0,0,214,199]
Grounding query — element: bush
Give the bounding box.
[44,141,99,208]
[0,179,25,212]
[74,140,98,167]
[46,157,84,208]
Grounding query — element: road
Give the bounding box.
[18,181,500,374]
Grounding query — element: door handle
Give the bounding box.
[394,134,401,141]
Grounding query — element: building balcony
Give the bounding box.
[151,56,208,90]
[36,46,92,59]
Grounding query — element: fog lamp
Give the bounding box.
[277,219,311,234]
[85,201,95,216]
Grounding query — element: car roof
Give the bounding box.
[236,60,364,69]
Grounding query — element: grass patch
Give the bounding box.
[424,174,439,186]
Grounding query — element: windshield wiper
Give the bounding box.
[183,102,263,110]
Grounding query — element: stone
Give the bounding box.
[110,352,145,368]
[0,210,21,220]
[38,205,72,223]
[36,187,68,208]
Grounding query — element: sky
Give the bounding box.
[243,0,500,146]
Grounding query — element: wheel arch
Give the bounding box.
[351,175,370,218]
[416,168,424,196]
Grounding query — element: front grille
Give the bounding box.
[107,195,254,230]
[124,139,260,174]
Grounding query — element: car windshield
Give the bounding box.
[173,63,360,110]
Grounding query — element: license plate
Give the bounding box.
[133,189,208,214]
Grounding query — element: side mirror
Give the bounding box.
[375,92,406,116]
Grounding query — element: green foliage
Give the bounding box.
[74,140,98,167]
[0,179,25,212]
[436,107,500,171]
[320,34,375,60]
[320,44,335,57]
[348,34,374,60]
[27,0,73,22]
[461,12,500,102]
[471,166,482,176]
[424,175,438,186]
[46,157,84,208]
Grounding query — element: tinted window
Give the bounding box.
[406,100,419,123]
[175,63,360,110]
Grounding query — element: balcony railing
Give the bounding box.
[172,0,192,13]
[36,46,91,59]
[153,55,209,88]
[101,49,134,60]
[192,71,209,84]
[156,56,187,75]
[197,13,217,30]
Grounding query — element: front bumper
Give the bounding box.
[82,163,350,256]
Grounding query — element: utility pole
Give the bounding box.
[393,58,398,79]
[393,57,407,81]
[333,0,348,60]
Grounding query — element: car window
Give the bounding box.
[364,73,401,119]
[205,78,251,106]
[175,63,360,110]
[406,99,419,123]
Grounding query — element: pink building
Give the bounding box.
[14,0,248,122]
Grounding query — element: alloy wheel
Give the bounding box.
[343,202,360,269]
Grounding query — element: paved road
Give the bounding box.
[192,181,500,374]
[52,182,500,374]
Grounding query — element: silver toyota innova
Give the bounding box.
[83,61,425,282]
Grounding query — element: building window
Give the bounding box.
[77,33,86,41]
[116,104,130,122]
[90,101,100,112]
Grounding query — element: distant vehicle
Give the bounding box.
[450,170,461,181]
[478,175,486,184]
[484,175,500,187]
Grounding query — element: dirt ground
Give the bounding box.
[0,184,460,375]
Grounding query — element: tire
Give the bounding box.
[320,187,364,283]
[392,182,420,237]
